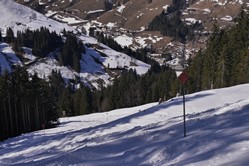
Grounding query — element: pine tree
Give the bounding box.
[73,86,93,115]
[49,70,64,98]
[73,52,81,72]
[15,31,24,52]
[6,27,14,43]
[0,30,2,42]
[59,87,74,116]
[187,50,204,92]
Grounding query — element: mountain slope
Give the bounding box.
[183,0,245,31]
[1,84,249,165]
[0,0,150,89]
[96,0,171,31]
[14,0,249,66]
[15,0,125,24]
[0,0,75,35]
[0,43,22,75]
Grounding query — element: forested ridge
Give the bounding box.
[1,7,249,141]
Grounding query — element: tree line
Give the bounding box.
[6,27,63,57]
[55,66,179,115]
[95,67,178,111]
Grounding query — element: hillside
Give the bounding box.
[14,0,124,23]
[0,0,150,89]
[96,0,171,31]
[85,0,249,66]
[16,0,244,31]
[183,0,245,31]
[1,84,249,165]
[0,0,75,34]
[14,0,249,68]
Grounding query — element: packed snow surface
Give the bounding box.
[1,84,249,165]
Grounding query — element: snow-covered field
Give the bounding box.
[1,84,249,165]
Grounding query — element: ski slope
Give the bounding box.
[1,84,249,165]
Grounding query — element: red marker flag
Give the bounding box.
[178,71,188,84]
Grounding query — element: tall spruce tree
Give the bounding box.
[0,30,2,42]
[59,87,74,116]
[6,27,14,43]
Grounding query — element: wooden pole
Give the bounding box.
[183,83,186,137]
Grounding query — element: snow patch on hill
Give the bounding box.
[22,47,37,63]
[53,14,86,25]
[117,4,126,13]
[0,43,22,75]
[0,43,22,66]
[95,43,150,75]
[0,53,11,75]
[114,35,133,47]
[87,9,105,14]
[27,55,77,84]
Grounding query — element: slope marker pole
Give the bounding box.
[183,83,186,137]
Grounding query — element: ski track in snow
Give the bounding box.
[1,84,249,165]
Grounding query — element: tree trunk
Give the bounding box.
[36,99,40,130]
[8,93,14,136]
[27,102,31,131]
[21,100,26,132]
[24,100,28,131]
[14,98,19,134]
[3,101,9,137]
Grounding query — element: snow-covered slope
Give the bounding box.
[0,0,150,89]
[0,41,150,89]
[0,43,22,75]
[0,0,74,35]
[1,84,249,165]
